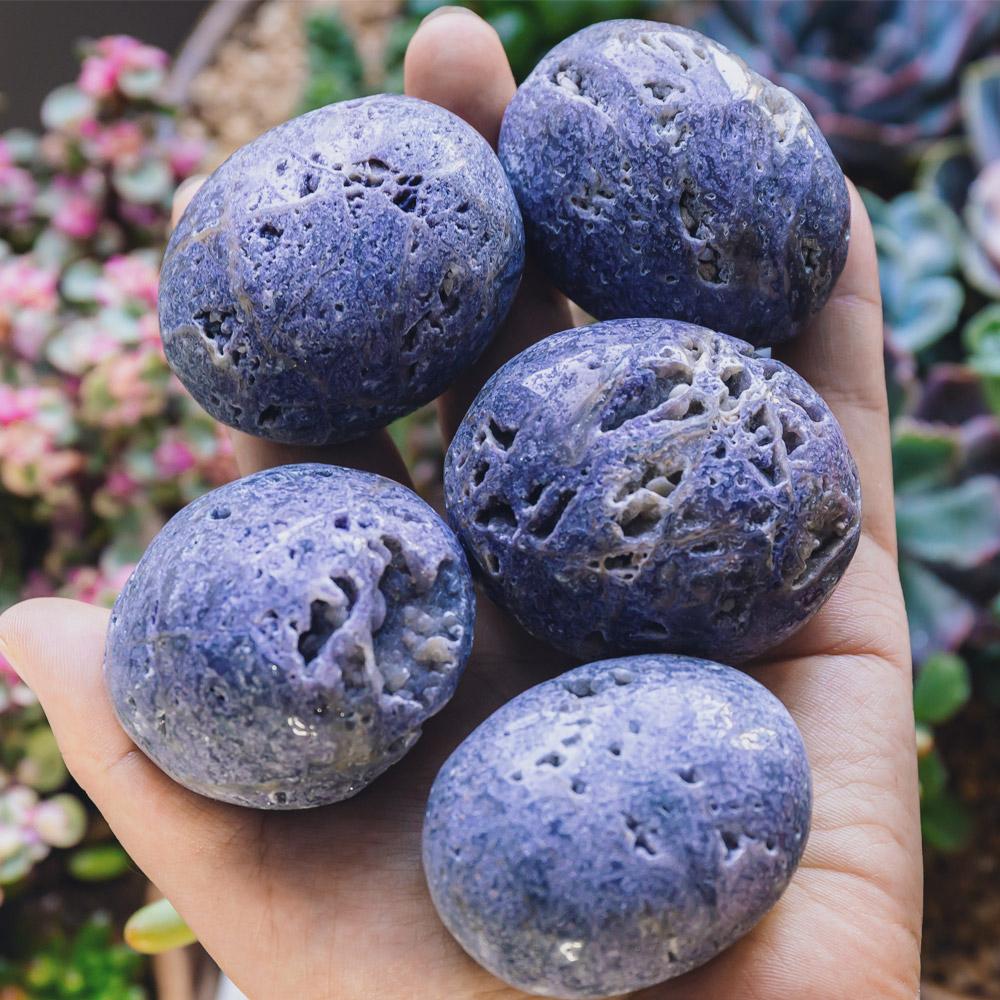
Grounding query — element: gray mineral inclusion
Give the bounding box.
[104,464,475,809]
[498,20,850,347]
[423,654,812,998]
[160,94,525,445]
[445,318,861,662]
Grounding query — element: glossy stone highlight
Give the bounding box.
[423,655,812,998]
[445,318,861,662]
[105,464,475,809]
[160,94,524,445]
[499,20,849,347]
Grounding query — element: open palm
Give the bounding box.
[0,12,921,1000]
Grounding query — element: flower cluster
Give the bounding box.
[0,37,234,905]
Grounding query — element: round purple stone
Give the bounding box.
[160,94,524,445]
[423,654,812,997]
[498,20,849,347]
[444,318,861,662]
[105,464,475,809]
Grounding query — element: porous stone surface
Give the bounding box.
[498,20,850,347]
[445,318,861,662]
[423,654,812,998]
[160,94,524,445]
[105,464,475,809]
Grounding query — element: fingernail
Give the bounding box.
[421,4,480,24]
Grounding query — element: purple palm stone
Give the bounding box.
[423,654,812,998]
[104,464,475,809]
[160,94,524,445]
[498,20,850,347]
[445,318,861,662]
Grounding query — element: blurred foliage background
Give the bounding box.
[0,1,998,996]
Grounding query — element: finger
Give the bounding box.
[404,9,574,440]
[773,183,895,554]
[170,182,412,485]
[0,599,245,934]
[170,175,206,227]
[229,429,413,485]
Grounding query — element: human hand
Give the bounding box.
[0,10,922,999]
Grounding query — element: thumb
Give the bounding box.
[0,598,238,929]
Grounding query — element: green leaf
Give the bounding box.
[913,652,972,725]
[69,842,132,881]
[40,84,95,129]
[61,259,103,304]
[891,420,959,492]
[898,558,976,664]
[124,899,197,954]
[118,66,165,100]
[963,305,1000,416]
[921,790,974,852]
[918,747,948,800]
[896,476,1000,569]
[112,159,173,206]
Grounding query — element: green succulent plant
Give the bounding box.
[0,913,147,1000]
[863,189,966,355]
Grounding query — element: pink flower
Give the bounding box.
[168,136,205,178]
[78,36,168,99]
[0,163,36,227]
[0,386,42,426]
[154,437,196,477]
[79,55,120,99]
[53,194,100,239]
[100,253,159,308]
[92,120,145,167]
[0,258,58,312]
[105,468,139,497]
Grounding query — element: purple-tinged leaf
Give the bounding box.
[897,476,1000,569]
[899,557,977,665]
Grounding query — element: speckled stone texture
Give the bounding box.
[499,20,849,347]
[423,655,811,998]
[104,464,475,809]
[160,94,524,445]
[445,319,861,662]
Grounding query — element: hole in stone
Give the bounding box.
[721,830,741,858]
[258,404,281,426]
[528,488,575,539]
[298,598,350,663]
[488,417,517,450]
[678,766,699,784]
[392,188,418,213]
[782,423,804,454]
[571,778,587,794]
[475,498,517,531]
[258,222,283,249]
[621,507,661,538]
[723,367,751,398]
[210,507,231,520]
[536,751,565,768]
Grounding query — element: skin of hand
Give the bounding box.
[0,10,922,1000]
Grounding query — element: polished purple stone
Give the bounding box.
[445,318,861,662]
[160,94,524,445]
[498,20,850,347]
[105,464,475,809]
[423,654,812,998]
